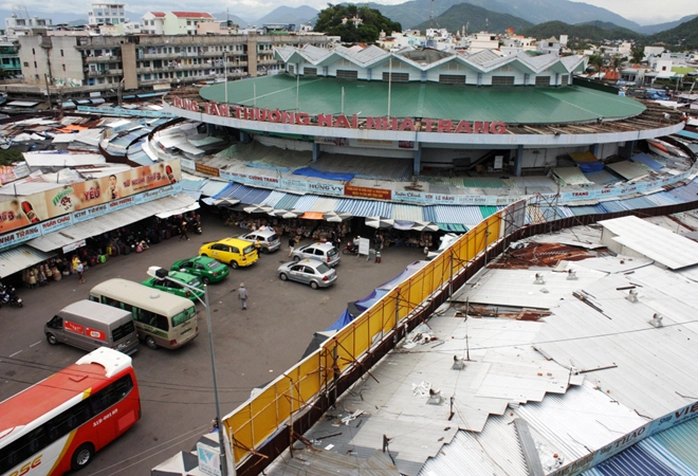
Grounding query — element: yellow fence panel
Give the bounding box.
[223,211,506,468]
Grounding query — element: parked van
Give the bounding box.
[199,237,259,268]
[44,300,139,354]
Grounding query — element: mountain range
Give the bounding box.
[1,1,697,38]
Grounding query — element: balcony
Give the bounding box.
[85,54,121,63]
[86,68,123,77]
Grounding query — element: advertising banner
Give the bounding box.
[344,184,392,200]
[0,160,181,234]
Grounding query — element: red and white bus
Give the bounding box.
[0,347,141,476]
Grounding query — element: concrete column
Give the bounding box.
[413,143,421,175]
[515,145,523,177]
[590,143,599,157]
[312,142,320,162]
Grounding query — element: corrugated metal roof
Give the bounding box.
[273,193,301,210]
[514,383,649,466]
[667,180,698,202]
[621,196,657,210]
[584,169,621,185]
[307,197,340,212]
[259,190,288,208]
[420,419,528,476]
[645,192,682,206]
[429,205,484,227]
[392,204,425,222]
[631,152,665,172]
[479,206,498,219]
[214,182,272,205]
[599,215,698,270]
[606,160,651,180]
[553,167,595,187]
[335,198,393,218]
[456,264,607,309]
[582,420,698,476]
[293,194,320,211]
[569,204,606,216]
[200,74,645,124]
[599,200,630,213]
[0,246,56,277]
[199,180,229,198]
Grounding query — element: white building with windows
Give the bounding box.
[4,15,52,39]
[88,3,127,26]
[141,12,166,35]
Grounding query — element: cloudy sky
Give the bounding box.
[5,0,697,25]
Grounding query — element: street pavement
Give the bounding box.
[0,208,426,475]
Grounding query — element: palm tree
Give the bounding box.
[610,55,624,72]
[587,54,605,78]
[630,47,644,64]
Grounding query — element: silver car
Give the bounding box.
[290,242,341,267]
[278,259,337,289]
[240,229,281,253]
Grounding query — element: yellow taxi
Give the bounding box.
[199,237,259,269]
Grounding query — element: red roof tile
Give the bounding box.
[151,12,166,18]
[171,11,214,19]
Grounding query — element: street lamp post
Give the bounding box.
[147,267,230,476]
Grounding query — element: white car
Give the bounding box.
[290,242,341,267]
[240,229,281,253]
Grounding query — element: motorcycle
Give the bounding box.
[342,241,359,255]
[0,284,23,308]
[193,223,202,235]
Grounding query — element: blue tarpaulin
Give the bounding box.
[325,260,429,331]
[630,152,664,172]
[292,167,354,182]
[325,309,355,331]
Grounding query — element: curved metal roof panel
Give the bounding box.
[260,190,288,207]
[430,205,484,226]
[214,182,272,204]
[293,195,320,211]
[599,200,631,213]
[335,198,393,218]
[273,193,302,210]
[200,75,646,124]
[392,204,425,222]
[307,197,340,212]
[645,192,682,206]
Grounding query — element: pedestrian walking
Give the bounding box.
[179,220,189,240]
[288,236,296,257]
[77,261,85,284]
[238,283,248,310]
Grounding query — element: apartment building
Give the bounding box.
[88,3,127,26]
[17,33,330,90]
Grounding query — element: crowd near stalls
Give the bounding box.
[216,206,438,252]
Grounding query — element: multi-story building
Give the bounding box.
[163,12,216,36]
[17,33,330,90]
[0,41,21,78]
[141,12,166,35]
[4,15,52,39]
[88,3,127,26]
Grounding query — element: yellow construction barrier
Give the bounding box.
[223,210,504,466]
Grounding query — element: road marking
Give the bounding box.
[30,341,42,347]
[9,350,22,357]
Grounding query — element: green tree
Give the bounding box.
[587,54,605,76]
[630,47,644,64]
[609,55,625,72]
[315,4,401,43]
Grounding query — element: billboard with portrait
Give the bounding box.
[0,160,181,234]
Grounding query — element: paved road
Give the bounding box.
[0,209,426,475]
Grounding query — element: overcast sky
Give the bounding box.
[6,0,698,25]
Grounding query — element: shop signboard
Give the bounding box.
[0,160,182,234]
